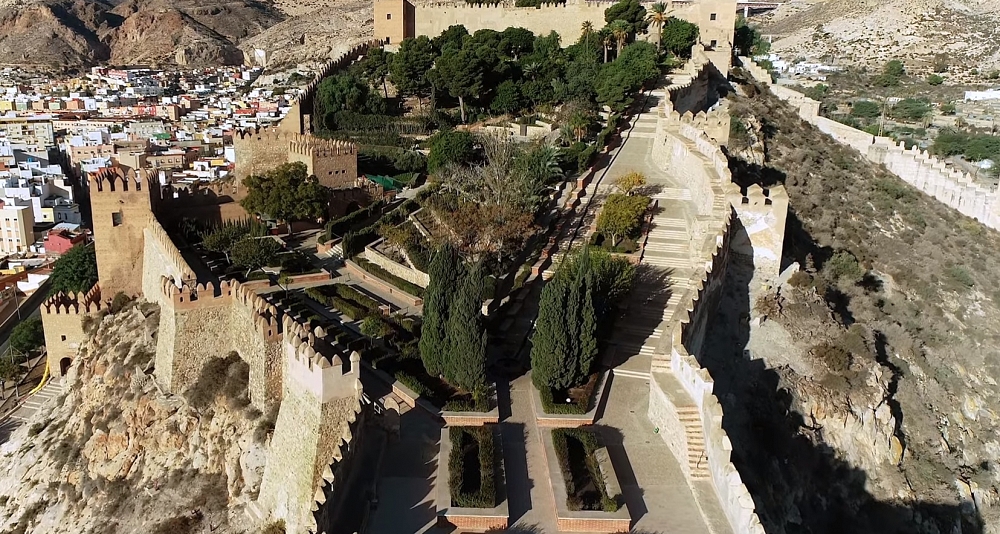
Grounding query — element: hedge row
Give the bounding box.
[551,428,618,512]
[333,284,382,313]
[331,296,367,321]
[448,426,497,509]
[355,258,426,298]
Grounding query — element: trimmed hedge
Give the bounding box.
[333,284,382,313]
[393,370,432,398]
[355,258,426,297]
[448,426,497,508]
[325,200,386,241]
[331,296,368,321]
[551,428,619,512]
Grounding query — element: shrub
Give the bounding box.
[946,266,974,289]
[262,520,286,534]
[331,296,368,321]
[788,270,812,288]
[812,342,851,373]
[927,74,944,86]
[448,426,497,508]
[825,250,864,283]
[393,370,432,398]
[551,428,619,512]
[333,284,382,313]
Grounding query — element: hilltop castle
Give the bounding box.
[374,0,738,71]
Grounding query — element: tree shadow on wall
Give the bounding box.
[699,251,982,533]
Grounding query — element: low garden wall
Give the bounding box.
[361,360,499,424]
[435,426,509,531]
[364,238,430,288]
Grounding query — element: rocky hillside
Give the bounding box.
[0,0,372,68]
[0,304,274,534]
[756,0,1000,80]
[709,74,1000,533]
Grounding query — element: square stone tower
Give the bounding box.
[693,0,737,71]
[374,0,414,46]
[87,166,156,297]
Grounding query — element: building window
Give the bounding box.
[112,211,123,227]
[710,13,717,20]
[386,37,391,44]
[710,39,717,48]
[386,13,391,19]
[61,335,66,341]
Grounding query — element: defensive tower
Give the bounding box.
[87,166,156,297]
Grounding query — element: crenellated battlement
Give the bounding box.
[287,136,357,158]
[88,165,152,193]
[42,283,103,315]
[160,277,236,309]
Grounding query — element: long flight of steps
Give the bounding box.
[677,405,710,479]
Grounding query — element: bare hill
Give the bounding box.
[757,0,1000,78]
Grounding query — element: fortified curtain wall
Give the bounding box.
[741,57,1000,230]
[413,2,609,42]
[646,59,771,534]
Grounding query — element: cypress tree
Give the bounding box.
[558,270,582,391]
[531,276,570,390]
[578,273,599,381]
[419,243,462,376]
[445,261,488,394]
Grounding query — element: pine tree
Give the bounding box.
[531,276,570,390]
[419,243,462,376]
[445,261,488,393]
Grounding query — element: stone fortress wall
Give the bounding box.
[375,0,738,71]
[43,128,371,534]
[741,58,1000,230]
[646,54,780,534]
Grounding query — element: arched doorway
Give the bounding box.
[59,357,72,376]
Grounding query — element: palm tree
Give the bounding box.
[598,28,613,63]
[581,20,595,50]
[609,20,629,57]
[647,2,670,52]
[568,112,590,143]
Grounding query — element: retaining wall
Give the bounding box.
[741,56,1000,229]
[363,239,430,288]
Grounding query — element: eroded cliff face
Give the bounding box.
[705,80,1000,534]
[0,304,270,534]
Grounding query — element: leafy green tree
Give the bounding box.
[315,73,385,130]
[390,36,436,110]
[420,243,463,376]
[241,162,329,225]
[851,100,881,119]
[49,244,98,295]
[500,27,536,60]
[444,261,487,394]
[660,16,698,58]
[596,193,649,245]
[230,237,281,277]
[360,47,393,98]
[0,357,18,383]
[604,0,648,37]
[940,102,957,115]
[884,60,906,78]
[427,129,476,174]
[490,80,522,115]
[927,74,944,86]
[433,24,470,53]
[201,219,266,263]
[734,15,770,57]
[890,98,931,122]
[9,317,44,355]
[430,45,486,123]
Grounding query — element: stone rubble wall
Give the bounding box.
[741,56,1000,230]
[647,62,768,534]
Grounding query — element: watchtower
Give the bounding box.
[87,166,156,297]
[692,0,737,72]
[374,0,414,46]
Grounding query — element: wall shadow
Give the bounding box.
[500,422,532,525]
[699,251,983,533]
[604,265,673,370]
[597,425,648,526]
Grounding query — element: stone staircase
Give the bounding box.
[677,405,710,479]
